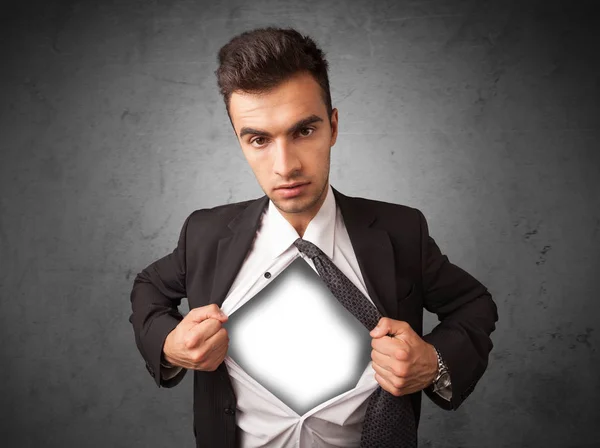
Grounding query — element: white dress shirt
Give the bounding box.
[162,183,451,447]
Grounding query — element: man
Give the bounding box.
[129,27,498,447]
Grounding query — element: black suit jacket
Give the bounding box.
[129,186,499,447]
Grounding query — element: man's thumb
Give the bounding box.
[370,320,387,337]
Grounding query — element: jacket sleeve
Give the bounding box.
[416,209,499,411]
[129,212,195,388]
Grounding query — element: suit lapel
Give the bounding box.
[209,186,398,320]
[209,194,269,307]
[332,187,398,319]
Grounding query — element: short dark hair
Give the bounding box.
[215,27,332,123]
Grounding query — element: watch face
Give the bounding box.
[438,372,451,387]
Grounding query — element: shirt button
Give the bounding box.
[264,271,271,279]
[224,407,235,415]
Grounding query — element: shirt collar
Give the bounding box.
[263,183,336,260]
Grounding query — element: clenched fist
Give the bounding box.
[162,304,230,372]
[369,317,439,397]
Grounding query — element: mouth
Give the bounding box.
[276,182,309,190]
[275,182,309,198]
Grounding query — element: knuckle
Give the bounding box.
[191,351,204,364]
[391,364,403,378]
[391,377,404,389]
[184,337,195,350]
[395,349,407,361]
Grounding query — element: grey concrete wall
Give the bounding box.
[1,0,598,446]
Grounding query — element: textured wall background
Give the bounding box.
[1,0,599,447]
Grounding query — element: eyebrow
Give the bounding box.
[238,114,324,139]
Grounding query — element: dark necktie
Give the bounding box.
[293,238,417,448]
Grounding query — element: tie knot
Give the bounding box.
[293,238,322,259]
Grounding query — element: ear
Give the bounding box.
[329,108,339,147]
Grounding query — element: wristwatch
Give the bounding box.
[431,347,451,393]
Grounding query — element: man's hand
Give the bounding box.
[369,317,438,396]
[163,304,230,372]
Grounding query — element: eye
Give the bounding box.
[250,136,268,148]
[298,127,314,137]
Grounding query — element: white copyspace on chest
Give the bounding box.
[224,257,373,416]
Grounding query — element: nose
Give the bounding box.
[273,139,301,178]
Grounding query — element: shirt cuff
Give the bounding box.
[160,363,183,380]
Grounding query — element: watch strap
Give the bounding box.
[432,347,448,386]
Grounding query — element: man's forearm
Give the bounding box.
[129,212,193,388]
[421,290,497,410]
[417,208,499,411]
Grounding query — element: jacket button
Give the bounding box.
[224,407,235,415]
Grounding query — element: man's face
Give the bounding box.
[229,71,338,219]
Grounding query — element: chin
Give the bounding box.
[272,199,307,214]
[272,195,317,214]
